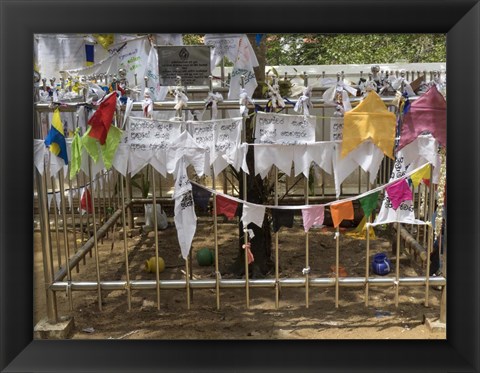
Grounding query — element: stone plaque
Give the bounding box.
[156,46,211,86]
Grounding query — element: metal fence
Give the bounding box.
[33,72,446,328]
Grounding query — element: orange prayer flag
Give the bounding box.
[330,200,354,228]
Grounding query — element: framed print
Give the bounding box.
[1,0,479,372]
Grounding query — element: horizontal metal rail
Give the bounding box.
[34,95,414,112]
[50,276,446,291]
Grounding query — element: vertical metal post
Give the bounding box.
[120,172,132,311]
[212,170,220,310]
[335,226,340,308]
[241,75,250,309]
[210,75,221,310]
[425,165,435,307]
[126,174,134,229]
[304,174,310,308]
[50,176,62,269]
[274,166,280,309]
[67,171,79,273]
[88,159,103,311]
[151,166,161,310]
[365,223,371,307]
[36,168,58,323]
[58,172,74,310]
[395,222,401,307]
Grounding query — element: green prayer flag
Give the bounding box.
[101,126,123,169]
[82,126,100,163]
[359,191,380,218]
[69,130,82,179]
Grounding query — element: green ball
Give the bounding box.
[197,248,214,266]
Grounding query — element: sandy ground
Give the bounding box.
[34,216,446,340]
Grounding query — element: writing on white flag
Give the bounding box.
[255,112,316,145]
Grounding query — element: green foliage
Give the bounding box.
[265,34,446,65]
[182,33,445,66]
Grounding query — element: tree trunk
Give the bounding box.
[228,34,274,278]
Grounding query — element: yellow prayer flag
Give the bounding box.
[410,163,431,188]
[342,91,397,159]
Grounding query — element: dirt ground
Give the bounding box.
[34,215,446,340]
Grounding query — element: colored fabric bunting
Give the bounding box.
[330,200,354,228]
[69,129,82,179]
[192,183,212,211]
[216,195,239,220]
[271,209,295,233]
[101,125,123,169]
[301,205,325,232]
[342,90,397,159]
[241,203,266,228]
[359,191,379,218]
[410,163,431,188]
[385,179,412,210]
[398,85,446,150]
[88,92,117,145]
[44,108,68,165]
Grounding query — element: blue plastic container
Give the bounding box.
[371,253,392,276]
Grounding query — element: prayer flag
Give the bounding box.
[173,161,197,259]
[301,205,325,232]
[80,188,93,214]
[241,203,266,228]
[85,44,94,66]
[410,163,431,188]
[359,191,379,218]
[271,209,295,233]
[101,125,123,169]
[215,195,239,220]
[69,129,82,179]
[385,179,412,210]
[192,183,212,211]
[82,127,100,163]
[330,200,354,228]
[88,92,117,145]
[44,108,68,165]
[398,85,446,150]
[174,190,197,259]
[342,91,397,159]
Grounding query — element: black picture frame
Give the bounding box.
[1,0,479,371]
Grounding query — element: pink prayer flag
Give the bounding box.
[301,205,325,232]
[385,179,413,210]
[398,85,446,150]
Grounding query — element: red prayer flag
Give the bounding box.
[88,92,117,145]
[330,200,354,228]
[80,188,93,214]
[215,195,238,220]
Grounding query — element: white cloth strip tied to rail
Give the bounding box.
[322,80,358,111]
[202,92,224,120]
[267,82,285,109]
[239,88,254,117]
[294,86,313,116]
[174,87,188,114]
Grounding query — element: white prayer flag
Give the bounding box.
[145,46,168,101]
[241,203,266,229]
[332,141,384,197]
[254,112,316,145]
[173,161,197,259]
